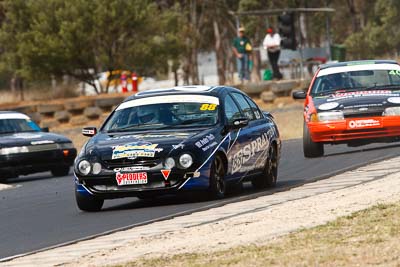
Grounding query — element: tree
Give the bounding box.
[201,0,237,85]
[0,0,177,94]
[344,0,400,59]
[0,0,32,99]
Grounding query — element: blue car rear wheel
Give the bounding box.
[252,144,278,189]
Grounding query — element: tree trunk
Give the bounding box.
[105,69,113,94]
[346,0,360,32]
[11,76,16,94]
[251,50,261,83]
[15,76,24,101]
[186,0,199,85]
[182,58,190,85]
[213,20,226,85]
[190,47,199,84]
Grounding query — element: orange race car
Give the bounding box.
[293,60,400,157]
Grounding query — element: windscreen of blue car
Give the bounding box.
[103,95,220,132]
[0,119,41,134]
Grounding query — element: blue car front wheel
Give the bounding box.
[209,155,226,199]
[75,190,104,212]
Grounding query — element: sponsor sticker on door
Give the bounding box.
[116,172,148,186]
[347,119,382,129]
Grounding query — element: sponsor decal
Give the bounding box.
[30,140,54,145]
[327,90,398,101]
[116,172,147,185]
[111,142,162,159]
[199,103,217,111]
[318,102,339,110]
[201,141,218,151]
[172,143,185,150]
[343,103,383,109]
[230,132,270,174]
[113,166,150,172]
[117,95,219,111]
[106,134,177,141]
[387,97,400,104]
[389,70,400,76]
[347,119,382,129]
[82,129,96,135]
[195,134,215,149]
[161,169,171,180]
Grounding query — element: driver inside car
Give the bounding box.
[325,73,344,90]
[137,105,160,124]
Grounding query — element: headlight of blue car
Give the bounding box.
[179,153,193,169]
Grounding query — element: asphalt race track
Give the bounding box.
[1,139,400,259]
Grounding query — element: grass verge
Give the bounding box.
[120,201,400,267]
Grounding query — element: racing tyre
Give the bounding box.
[303,122,324,158]
[209,156,226,199]
[75,191,104,212]
[51,166,70,177]
[252,144,278,189]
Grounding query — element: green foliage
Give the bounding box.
[344,0,400,59]
[1,0,400,94]
[0,0,184,93]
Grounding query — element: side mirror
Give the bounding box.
[263,111,274,119]
[82,127,97,137]
[41,127,49,132]
[228,118,249,130]
[292,90,307,99]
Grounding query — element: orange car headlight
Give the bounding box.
[384,107,400,116]
[317,111,344,122]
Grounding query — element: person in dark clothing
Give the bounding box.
[232,27,252,82]
[263,28,283,80]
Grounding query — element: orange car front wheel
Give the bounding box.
[303,122,324,158]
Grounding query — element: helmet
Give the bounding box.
[137,105,159,124]
[328,73,343,86]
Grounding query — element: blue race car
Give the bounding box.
[74,86,281,211]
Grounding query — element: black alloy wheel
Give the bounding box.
[252,144,278,189]
[209,155,226,199]
[75,191,104,212]
[303,122,324,158]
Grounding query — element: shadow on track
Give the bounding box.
[3,171,70,184]
[321,142,400,158]
[100,181,297,212]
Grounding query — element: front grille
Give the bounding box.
[343,105,384,118]
[344,111,383,118]
[27,143,58,152]
[102,157,161,168]
[344,112,382,118]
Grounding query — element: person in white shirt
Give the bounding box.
[263,28,283,80]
